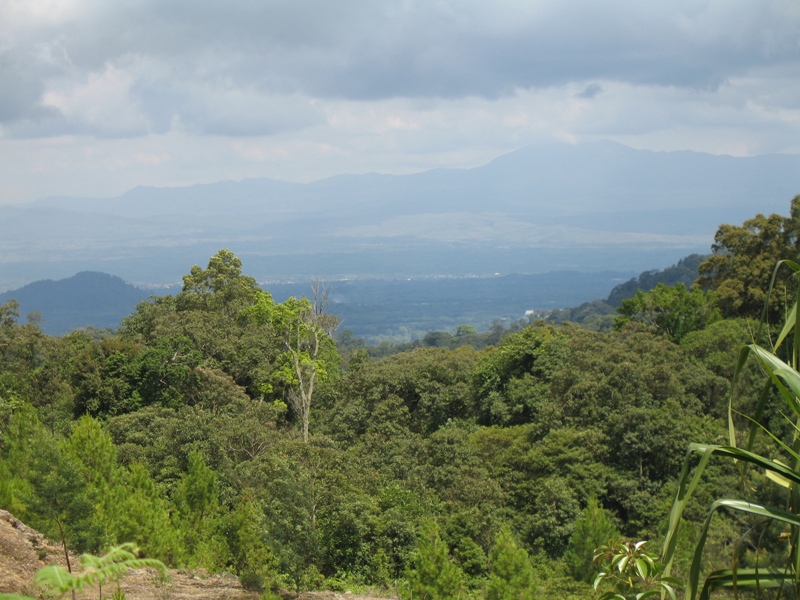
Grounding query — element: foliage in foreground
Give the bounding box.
[0,543,167,600]
[662,258,800,598]
[593,539,679,600]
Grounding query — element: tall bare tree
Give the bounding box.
[244,281,339,442]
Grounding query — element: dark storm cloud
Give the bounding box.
[2,0,799,137]
[577,84,603,99]
[96,0,796,96]
[0,48,60,122]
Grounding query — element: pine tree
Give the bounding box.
[113,462,180,563]
[403,519,465,600]
[174,450,227,568]
[485,525,537,600]
[563,497,620,583]
[226,492,274,590]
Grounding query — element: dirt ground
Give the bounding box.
[0,510,393,600]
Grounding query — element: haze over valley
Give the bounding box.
[2,140,798,295]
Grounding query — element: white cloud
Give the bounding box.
[39,62,149,136]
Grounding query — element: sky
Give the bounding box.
[1,0,800,205]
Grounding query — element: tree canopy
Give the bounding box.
[697,195,800,320]
[0,216,795,599]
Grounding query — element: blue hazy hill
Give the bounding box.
[0,272,150,335]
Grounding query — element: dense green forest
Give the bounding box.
[3,199,800,599]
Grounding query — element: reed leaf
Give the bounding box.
[663,260,800,599]
[686,499,800,599]
[698,568,793,600]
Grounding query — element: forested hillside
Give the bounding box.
[3,199,800,598]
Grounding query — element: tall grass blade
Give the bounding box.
[661,443,800,580]
[687,499,800,600]
[664,259,800,599]
[698,568,793,600]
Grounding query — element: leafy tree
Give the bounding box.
[422,331,453,348]
[455,324,477,337]
[155,310,275,399]
[547,299,616,331]
[323,345,477,441]
[697,196,800,320]
[128,336,202,408]
[0,300,21,379]
[119,294,179,342]
[606,253,706,307]
[334,329,365,362]
[485,524,537,600]
[473,324,566,426]
[0,298,19,328]
[614,283,719,342]
[278,294,338,443]
[402,519,466,600]
[177,248,260,315]
[421,421,502,512]
[0,300,73,430]
[679,318,761,418]
[70,337,142,417]
[120,253,282,401]
[523,475,582,557]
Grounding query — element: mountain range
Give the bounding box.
[1,140,798,293]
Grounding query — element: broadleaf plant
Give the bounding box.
[593,538,680,600]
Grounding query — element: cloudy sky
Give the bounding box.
[1,0,799,205]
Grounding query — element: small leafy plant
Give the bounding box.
[593,538,680,600]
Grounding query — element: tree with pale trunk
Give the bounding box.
[244,283,338,443]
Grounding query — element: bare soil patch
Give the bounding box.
[0,510,393,600]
